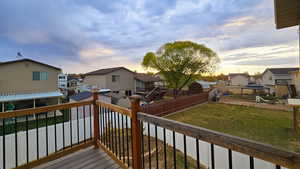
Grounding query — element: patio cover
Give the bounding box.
[274,0,300,29]
[0,91,63,102]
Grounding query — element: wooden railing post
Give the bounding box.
[130,95,142,169]
[93,90,100,148]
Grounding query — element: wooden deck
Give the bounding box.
[34,147,121,169]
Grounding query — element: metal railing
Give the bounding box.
[0,100,94,169]
[1,93,300,169]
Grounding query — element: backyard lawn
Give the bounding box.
[166,103,300,152]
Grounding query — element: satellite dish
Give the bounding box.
[16,52,23,58]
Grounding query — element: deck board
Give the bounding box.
[34,147,121,169]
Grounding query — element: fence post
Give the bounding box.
[130,95,142,169]
[93,90,100,148]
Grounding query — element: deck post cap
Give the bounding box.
[130,95,141,102]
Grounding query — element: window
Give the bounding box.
[112,75,120,82]
[33,72,48,80]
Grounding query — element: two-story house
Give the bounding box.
[228,73,250,86]
[0,59,63,113]
[84,67,162,97]
[261,68,299,86]
[84,67,136,96]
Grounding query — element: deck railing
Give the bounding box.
[1,92,300,169]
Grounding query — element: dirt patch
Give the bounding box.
[220,96,292,112]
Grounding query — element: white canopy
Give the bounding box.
[0,91,63,102]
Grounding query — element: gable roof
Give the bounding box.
[85,67,134,76]
[134,73,161,82]
[0,58,61,71]
[267,68,299,75]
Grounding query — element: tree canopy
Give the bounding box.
[142,41,219,97]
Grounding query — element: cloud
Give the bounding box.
[0,0,297,74]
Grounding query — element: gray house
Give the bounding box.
[261,68,299,86]
[84,67,135,96]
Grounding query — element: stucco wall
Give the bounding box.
[83,75,106,89]
[105,69,135,92]
[0,61,61,94]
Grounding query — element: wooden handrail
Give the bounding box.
[138,112,300,169]
[96,100,132,117]
[0,100,93,119]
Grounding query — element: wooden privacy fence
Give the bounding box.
[141,92,209,116]
[1,92,300,169]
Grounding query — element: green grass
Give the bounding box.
[167,103,300,152]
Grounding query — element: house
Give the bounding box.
[84,67,135,97]
[0,58,63,113]
[228,73,249,86]
[261,68,298,86]
[134,73,161,93]
[69,90,111,120]
[58,73,68,89]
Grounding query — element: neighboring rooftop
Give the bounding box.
[70,91,92,101]
[134,73,161,82]
[266,68,299,75]
[0,91,63,102]
[0,58,61,71]
[85,67,133,76]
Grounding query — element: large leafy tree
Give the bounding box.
[142,41,219,97]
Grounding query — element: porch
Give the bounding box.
[1,92,300,169]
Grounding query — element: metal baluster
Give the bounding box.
[62,110,65,149]
[118,113,121,160]
[89,105,92,139]
[104,107,108,146]
[70,108,73,147]
[250,156,254,169]
[46,112,49,155]
[122,114,125,163]
[141,122,145,169]
[36,114,39,160]
[228,149,233,169]
[155,125,159,169]
[126,116,130,167]
[196,139,200,169]
[163,128,167,169]
[99,106,103,142]
[148,123,151,169]
[54,110,57,152]
[110,111,118,154]
[76,107,79,144]
[173,131,176,169]
[26,115,29,164]
[15,117,18,167]
[83,106,86,142]
[109,108,112,150]
[211,144,215,169]
[3,118,6,169]
[184,135,187,169]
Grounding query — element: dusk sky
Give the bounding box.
[0,0,298,74]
